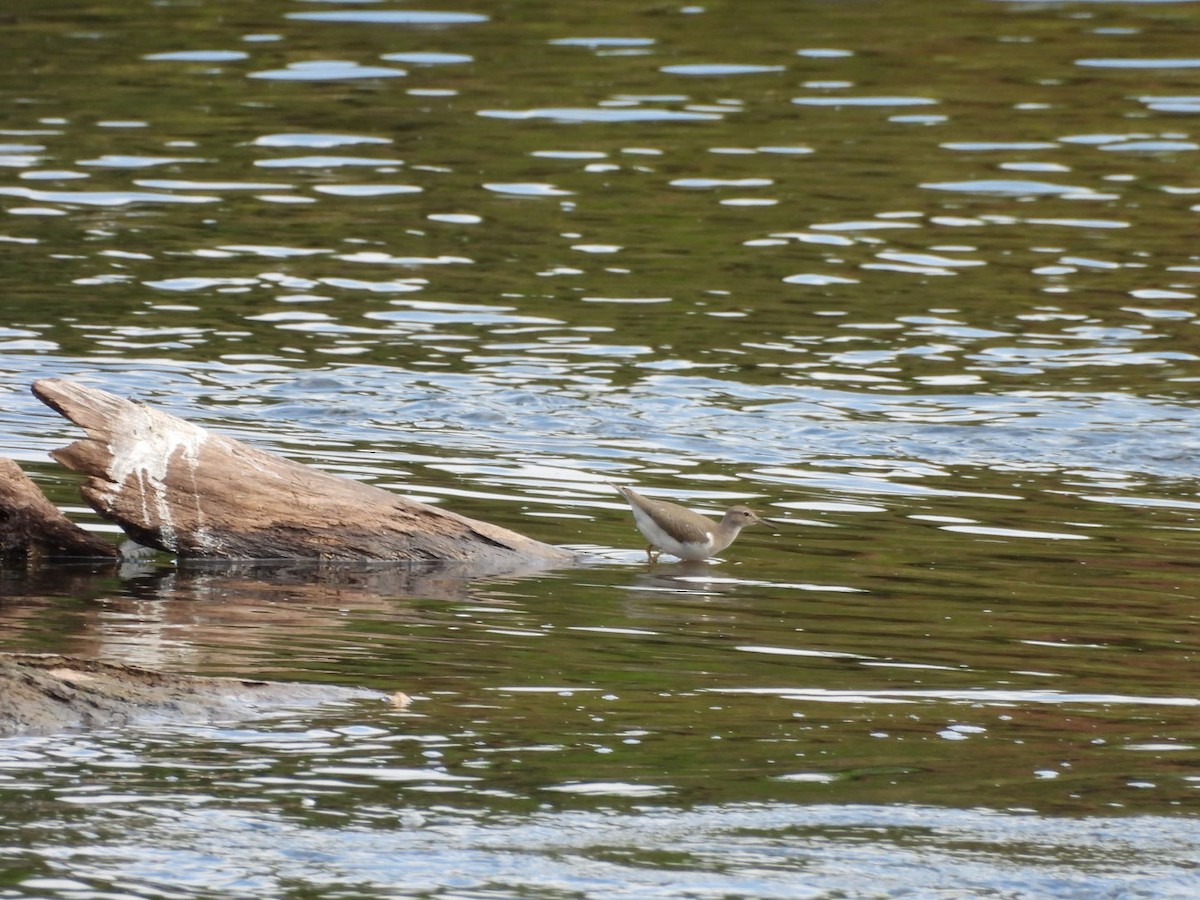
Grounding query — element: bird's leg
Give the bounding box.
[645,545,660,564]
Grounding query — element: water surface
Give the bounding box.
[2,0,1200,896]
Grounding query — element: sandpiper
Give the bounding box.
[615,485,767,562]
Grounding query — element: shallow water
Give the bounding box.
[2,0,1200,896]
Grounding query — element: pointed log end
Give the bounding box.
[33,377,135,440]
[30,377,69,416]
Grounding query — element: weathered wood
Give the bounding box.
[0,457,118,560]
[0,653,386,736]
[31,378,575,567]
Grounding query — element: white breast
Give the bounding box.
[630,507,716,560]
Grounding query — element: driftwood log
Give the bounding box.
[0,457,118,560]
[4,378,574,568]
[0,653,388,736]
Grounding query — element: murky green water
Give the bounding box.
[2,0,1200,896]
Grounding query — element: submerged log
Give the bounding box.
[0,653,386,736]
[29,378,575,567]
[0,457,118,560]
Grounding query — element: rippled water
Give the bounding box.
[5,715,1200,898]
[2,0,1200,896]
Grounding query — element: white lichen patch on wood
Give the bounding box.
[102,400,210,551]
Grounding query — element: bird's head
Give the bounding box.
[722,505,768,531]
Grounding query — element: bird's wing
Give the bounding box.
[622,489,714,544]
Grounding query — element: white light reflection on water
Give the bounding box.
[478,107,726,122]
[707,687,1200,707]
[5,734,1200,900]
[4,358,1200,492]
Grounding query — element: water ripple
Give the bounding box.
[661,64,787,76]
[249,61,408,81]
[0,187,218,206]
[288,11,489,25]
[479,107,725,123]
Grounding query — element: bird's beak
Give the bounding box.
[759,513,803,529]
